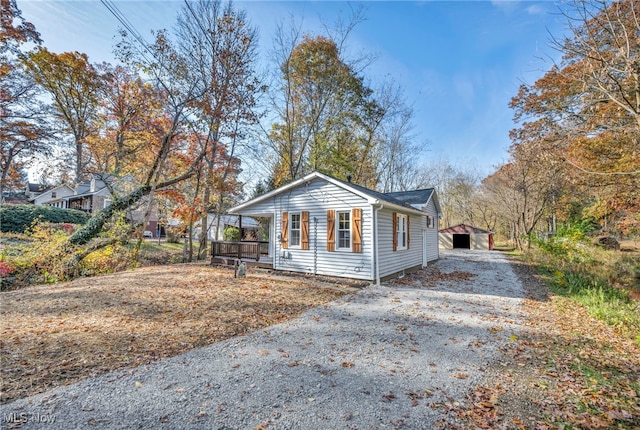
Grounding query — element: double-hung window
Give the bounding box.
[337,211,351,250]
[396,214,408,250]
[289,213,301,247]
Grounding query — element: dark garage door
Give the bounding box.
[452,234,470,249]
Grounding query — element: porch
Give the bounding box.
[210,240,273,268]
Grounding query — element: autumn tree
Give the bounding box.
[268,15,388,188]
[483,142,565,250]
[510,0,640,234]
[87,63,163,178]
[0,0,49,199]
[175,0,262,258]
[23,48,102,183]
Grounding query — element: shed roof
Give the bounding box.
[439,223,493,234]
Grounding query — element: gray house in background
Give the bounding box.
[227,171,441,284]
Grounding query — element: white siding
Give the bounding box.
[32,186,74,206]
[238,178,374,280]
[424,198,439,262]
[377,208,423,278]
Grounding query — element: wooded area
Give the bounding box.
[1,0,638,278]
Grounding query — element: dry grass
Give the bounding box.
[0,264,354,404]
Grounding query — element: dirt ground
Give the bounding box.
[0,264,355,404]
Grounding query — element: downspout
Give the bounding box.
[373,202,383,286]
[272,211,277,271]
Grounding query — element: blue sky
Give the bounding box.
[18,0,567,177]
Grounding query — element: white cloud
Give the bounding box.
[526,4,545,15]
[490,1,520,13]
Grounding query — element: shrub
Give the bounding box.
[79,244,136,276]
[223,226,239,241]
[4,222,70,289]
[0,205,89,233]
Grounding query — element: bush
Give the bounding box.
[0,205,89,233]
[223,226,239,241]
[3,223,70,289]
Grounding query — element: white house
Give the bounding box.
[226,171,441,284]
[30,185,75,208]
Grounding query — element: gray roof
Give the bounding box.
[27,183,54,194]
[384,188,435,205]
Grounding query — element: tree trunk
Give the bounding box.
[68,167,199,246]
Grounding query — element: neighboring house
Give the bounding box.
[227,171,442,284]
[439,224,494,250]
[26,183,54,200]
[27,174,158,235]
[30,185,75,208]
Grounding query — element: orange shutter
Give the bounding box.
[407,215,410,249]
[352,208,362,253]
[281,212,288,249]
[301,211,309,250]
[392,212,398,252]
[327,210,335,252]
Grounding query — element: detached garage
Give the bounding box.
[439,224,494,250]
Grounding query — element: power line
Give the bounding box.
[100,0,156,65]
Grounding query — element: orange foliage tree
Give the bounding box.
[508,0,639,234]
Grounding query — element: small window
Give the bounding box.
[104,198,112,209]
[337,211,351,250]
[396,214,408,250]
[51,192,57,198]
[289,213,301,247]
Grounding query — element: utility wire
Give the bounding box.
[100,0,156,66]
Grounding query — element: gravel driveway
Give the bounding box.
[2,250,526,429]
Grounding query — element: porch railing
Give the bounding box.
[210,241,269,261]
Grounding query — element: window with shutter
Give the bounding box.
[290,213,301,247]
[336,211,351,250]
[395,213,408,251]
